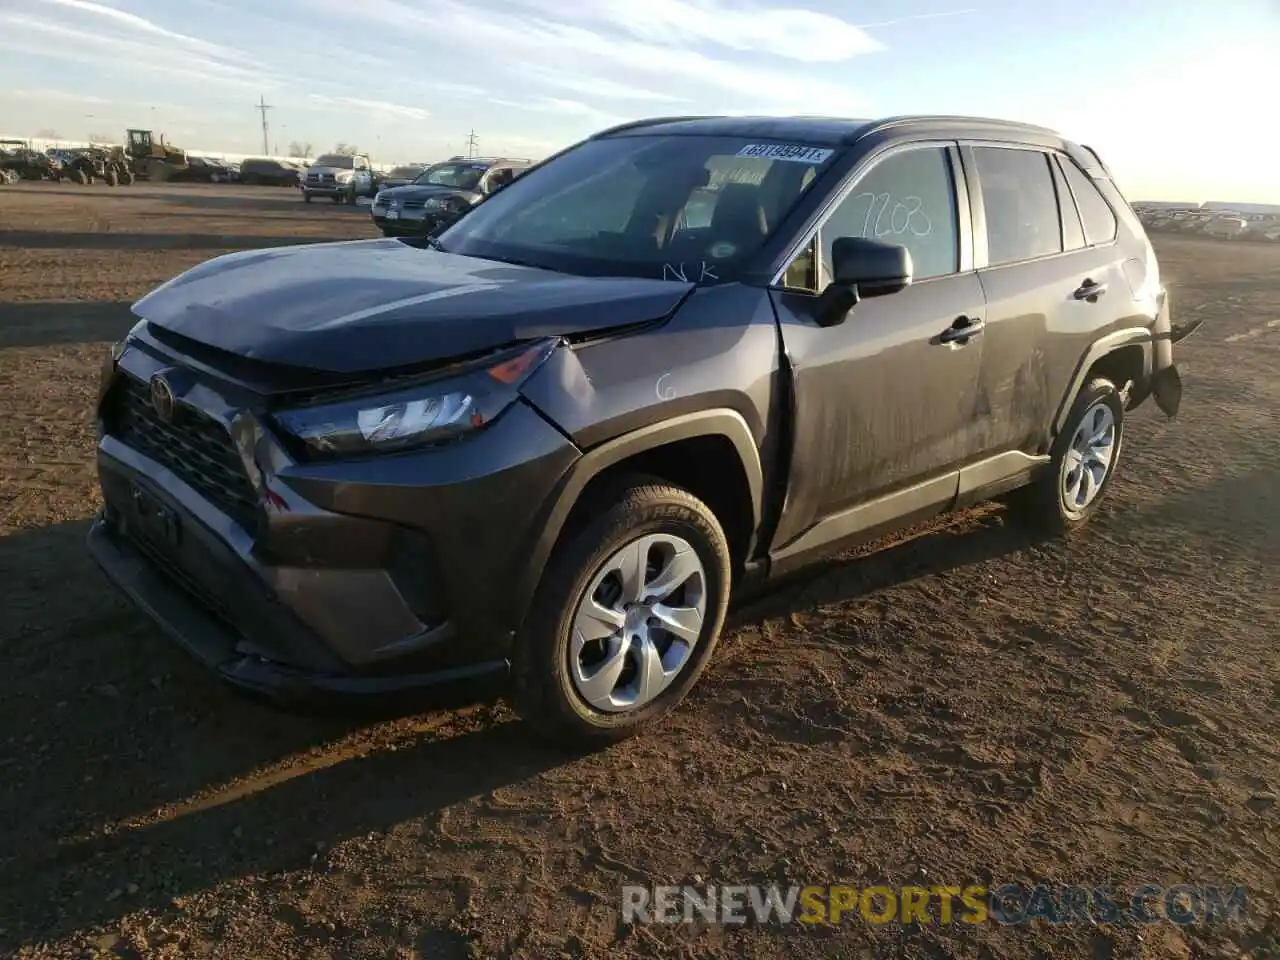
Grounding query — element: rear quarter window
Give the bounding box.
[1061,159,1118,245]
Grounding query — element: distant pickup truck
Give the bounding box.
[302,153,377,204]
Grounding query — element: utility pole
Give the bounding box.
[256,95,273,156]
[465,129,479,158]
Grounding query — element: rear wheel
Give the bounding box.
[120,169,135,185]
[302,190,312,203]
[1010,378,1124,535]
[70,168,88,185]
[512,479,731,746]
[104,168,119,186]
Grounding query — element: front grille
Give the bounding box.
[106,374,262,531]
[400,199,427,210]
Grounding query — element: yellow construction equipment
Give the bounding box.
[125,129,189,181]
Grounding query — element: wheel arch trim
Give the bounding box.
[509,409,764,632]
[1052,327,1152,436]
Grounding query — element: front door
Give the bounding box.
[768,142,985,567]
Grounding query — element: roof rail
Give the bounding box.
[589,116,720,138]
[847,114,1061,144]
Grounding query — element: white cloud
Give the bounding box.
[34,0,253,62]
[855,8,977,29]
[307,94,430,121]
[516,66,692,105]
[302,0,873,115]
[490,96,627,128]
[0,87,111,105]
[0,12,273,90]
[518,0,884,63]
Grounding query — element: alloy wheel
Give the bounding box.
[569,533,707,713]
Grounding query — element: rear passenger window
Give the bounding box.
[1061,160,1118,245]
[972,147,1063,265]
[817,146,959,284]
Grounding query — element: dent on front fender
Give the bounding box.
[517,284,780,452]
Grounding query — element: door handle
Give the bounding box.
[939,316,985,344]
[1073,279,1109,301]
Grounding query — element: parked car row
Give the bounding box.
[1133,206,1280,241]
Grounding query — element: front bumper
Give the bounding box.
[90,340,581,711]
[370,205,453,235]
[87,514,507,713]
[303,183,351,197]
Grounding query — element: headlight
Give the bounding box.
[424,196,450,210]
[270,339,559,459]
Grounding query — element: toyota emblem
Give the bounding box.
[149,373,176,422]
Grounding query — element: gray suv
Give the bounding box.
[88,115,1193,744]
[370,156,529,236]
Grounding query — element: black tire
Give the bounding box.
[302,191,312,203]
[71,168,88,185]
[1010,377,1125,535]
[121,170,135,185]
[512,478,732,747]
[104,169,119,186]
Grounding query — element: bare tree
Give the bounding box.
[35,128,60,139]
[333,142,358,156]
[288,140,313,158]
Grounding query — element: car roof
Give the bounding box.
[444,156,531,165]
[592,114,1065,147]
[587,114,1111,175]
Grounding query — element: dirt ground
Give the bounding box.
[0,182,1276,960]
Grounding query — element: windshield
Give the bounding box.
[312,154,355,169]
[435,134,837,282]
[388,165,423,179]
[413,162,487,190]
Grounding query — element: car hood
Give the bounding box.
[131,238,694,374]
[378,184,471,202]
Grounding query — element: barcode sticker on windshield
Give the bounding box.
[736,143,834,164]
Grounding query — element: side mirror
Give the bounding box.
[814,236,913,327]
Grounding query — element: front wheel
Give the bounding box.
[1011,377,1125,535]
[512,479,731,746]
[302,190,312,203]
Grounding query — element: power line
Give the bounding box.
[465,129,479,158]
[256,95,273,156]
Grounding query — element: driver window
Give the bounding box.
[785,146,958,290]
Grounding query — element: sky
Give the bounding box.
[0,0,1276,203]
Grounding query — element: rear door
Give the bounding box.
[768,141,987,559]
[962,143,1129,462]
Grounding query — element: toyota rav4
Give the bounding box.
[89,115,1193,744]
